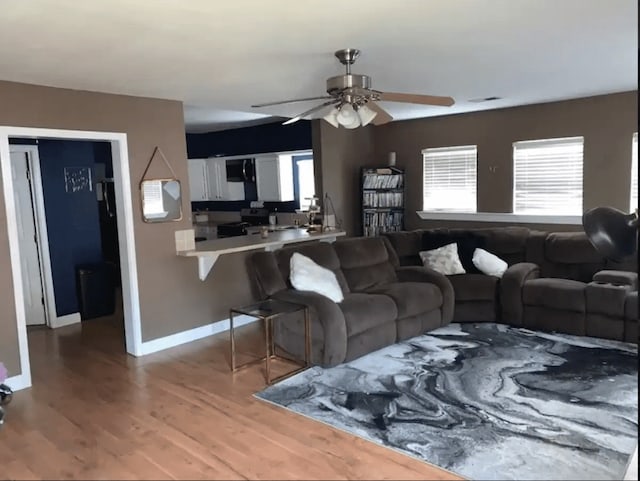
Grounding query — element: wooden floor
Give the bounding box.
[0,314,461,480]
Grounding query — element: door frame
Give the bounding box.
[0,127,143,391]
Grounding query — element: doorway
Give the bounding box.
[0,127,143,391]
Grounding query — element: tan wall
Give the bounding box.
[373,91,638,231]
[0,81,257,377]
[311,120,376,236]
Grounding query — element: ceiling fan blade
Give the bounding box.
[367,102,394,125]
[282,100,338,125]
[378,92,455,107]
[252,96,334,108]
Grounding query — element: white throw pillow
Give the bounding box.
[419,243,466,275]
[472,248,508,277]
[289,252,344,303]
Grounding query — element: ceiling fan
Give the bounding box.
[251,48,455,129]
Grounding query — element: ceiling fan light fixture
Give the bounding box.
[323,107,340,128]
[336,104,360,128]
[357,104,377,126]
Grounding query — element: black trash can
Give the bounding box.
[76,262,115,320]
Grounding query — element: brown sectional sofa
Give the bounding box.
[251,236,454,367]
[383,227,638,343]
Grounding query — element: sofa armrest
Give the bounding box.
[500,262,540,325]
[593,270,638,290]
[270,289,347,367]
[396,266,455,323]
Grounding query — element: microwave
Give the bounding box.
[226,158,255,183]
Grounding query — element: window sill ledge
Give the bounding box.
[416,211,582,225]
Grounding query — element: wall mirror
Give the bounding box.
[141,179,182,223]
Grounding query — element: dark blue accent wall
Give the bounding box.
[185,120,312,158]
[38,140,104,316]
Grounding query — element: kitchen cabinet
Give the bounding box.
[187,158,209,201]
[255,154,294,202]
[206,158,227,200]
[187,158,245,201]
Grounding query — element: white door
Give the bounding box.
[10,151,47,326]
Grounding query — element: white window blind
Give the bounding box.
[422,145,477,212]
[513,137,584,215]
[631,132,638,211]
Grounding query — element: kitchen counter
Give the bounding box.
[177,228,346,280]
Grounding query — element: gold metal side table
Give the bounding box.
[229,299,310,385]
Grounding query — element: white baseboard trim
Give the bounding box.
[4,372,31,391]
[139,314,258,356]
[49,312,81,329]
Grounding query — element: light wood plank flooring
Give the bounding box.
[1,315,461,480]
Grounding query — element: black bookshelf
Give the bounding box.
[361,166,405,237]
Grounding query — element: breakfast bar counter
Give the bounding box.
[177,228,346,280]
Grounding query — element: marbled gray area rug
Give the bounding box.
[256,323,638,480]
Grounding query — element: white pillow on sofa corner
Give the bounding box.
[472,248,508,277]
[290,252,344,303]
[419,242,466,275]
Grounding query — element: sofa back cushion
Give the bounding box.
[527,231,605,282]
[333,237,398,292]
[382,230,422,266]
[473,226,530,266]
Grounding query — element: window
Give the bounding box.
[422,145,477,212]
[631,133,638,211]
[513,137,583,215]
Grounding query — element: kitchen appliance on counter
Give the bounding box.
[216,208,270,238]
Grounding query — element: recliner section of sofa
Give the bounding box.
[251,237,454,367]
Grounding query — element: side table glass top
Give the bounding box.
[231,299,306,318]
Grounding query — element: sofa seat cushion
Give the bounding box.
[340,293,398,337]
[448,274,499,302]
[367,282,442,319]
[523,278,586,312]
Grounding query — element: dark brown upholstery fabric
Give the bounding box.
[339,293,397,337]
[251,251,288,297]
[454,300,497,322]
[345,322,397,362]
[586,314,625,340]
[381,230,423,266]
[535,232,606,282]
[523,278,586,312]
[478,226,530,266]
[396,309,443,341]
[367,282,442,319]
[421,229,486,273]
[448,274,499,301]
[593,270,638,289]
[271,289,347,366]
[395,266,454,322]
[333,237,398,292]
[625,291,638,320]
[500,262,540,324]
[523,306,586,335]
[585,282,631,317]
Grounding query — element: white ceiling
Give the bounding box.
[0,0,636,132]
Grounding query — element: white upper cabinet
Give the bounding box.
[206,158,228,200]
[187,157,246,201]
[255,154,294,202]
[187,158,208,201]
